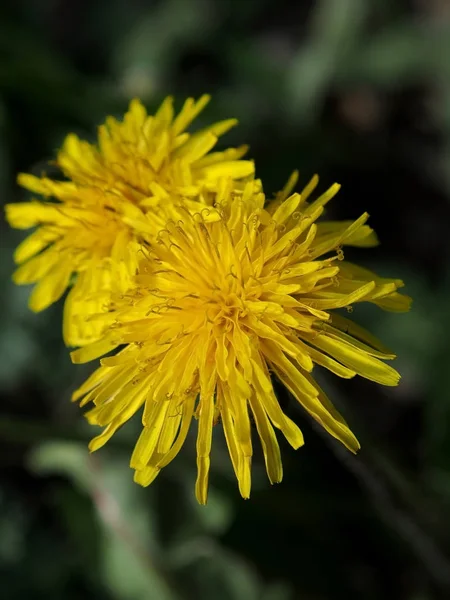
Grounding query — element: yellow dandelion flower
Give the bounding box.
[5,96,254,346]
[70,175,411,504]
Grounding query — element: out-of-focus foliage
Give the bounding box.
[1,0,450,598]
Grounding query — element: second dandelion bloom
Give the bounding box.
[71,176,411,504]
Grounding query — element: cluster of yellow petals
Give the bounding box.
[5,95,254,346]
[70,175,410,504]
[5,95,411,503]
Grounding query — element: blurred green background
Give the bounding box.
[1,0,450,598]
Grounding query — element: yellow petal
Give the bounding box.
[200,160,254,180]
[375,293,412,313]
[70,334,120,364]
[173,131,218,162]
[130,401,170,470]
[195,393,214,505]
[13,250,60,284]
[306,333,400,386]
[14,228,57,264]
[71,364,111,402]
[330,313,396,356]
[273,363,360,453]
[249,393,282,484]
[134,466,160,487]
[156,393,196,468]
[271,193,302,226]
[28,261,73,312]
[171,94,210,136]
[316,221,379,247]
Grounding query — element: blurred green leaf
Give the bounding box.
[286,0,369,121]
[185,482,233,536]
[114,0,217,98]
[30,441,94,493]
[30,442,177,600]
[337,22,443,86]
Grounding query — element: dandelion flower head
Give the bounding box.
[71,174,411,504]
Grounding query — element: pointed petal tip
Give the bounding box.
[16,172,27,186]
[129,97,144,108]
[87,440,97,453]
[195,490,208,505]
[133,471,146,487]
[28,295,49,313]
[238,483,251,500]
[70,350,82,364]
[226,117,238,128]
[270,476,283,486]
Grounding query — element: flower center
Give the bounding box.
[206,290,246,325]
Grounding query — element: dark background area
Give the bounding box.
[1,1,450,598]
